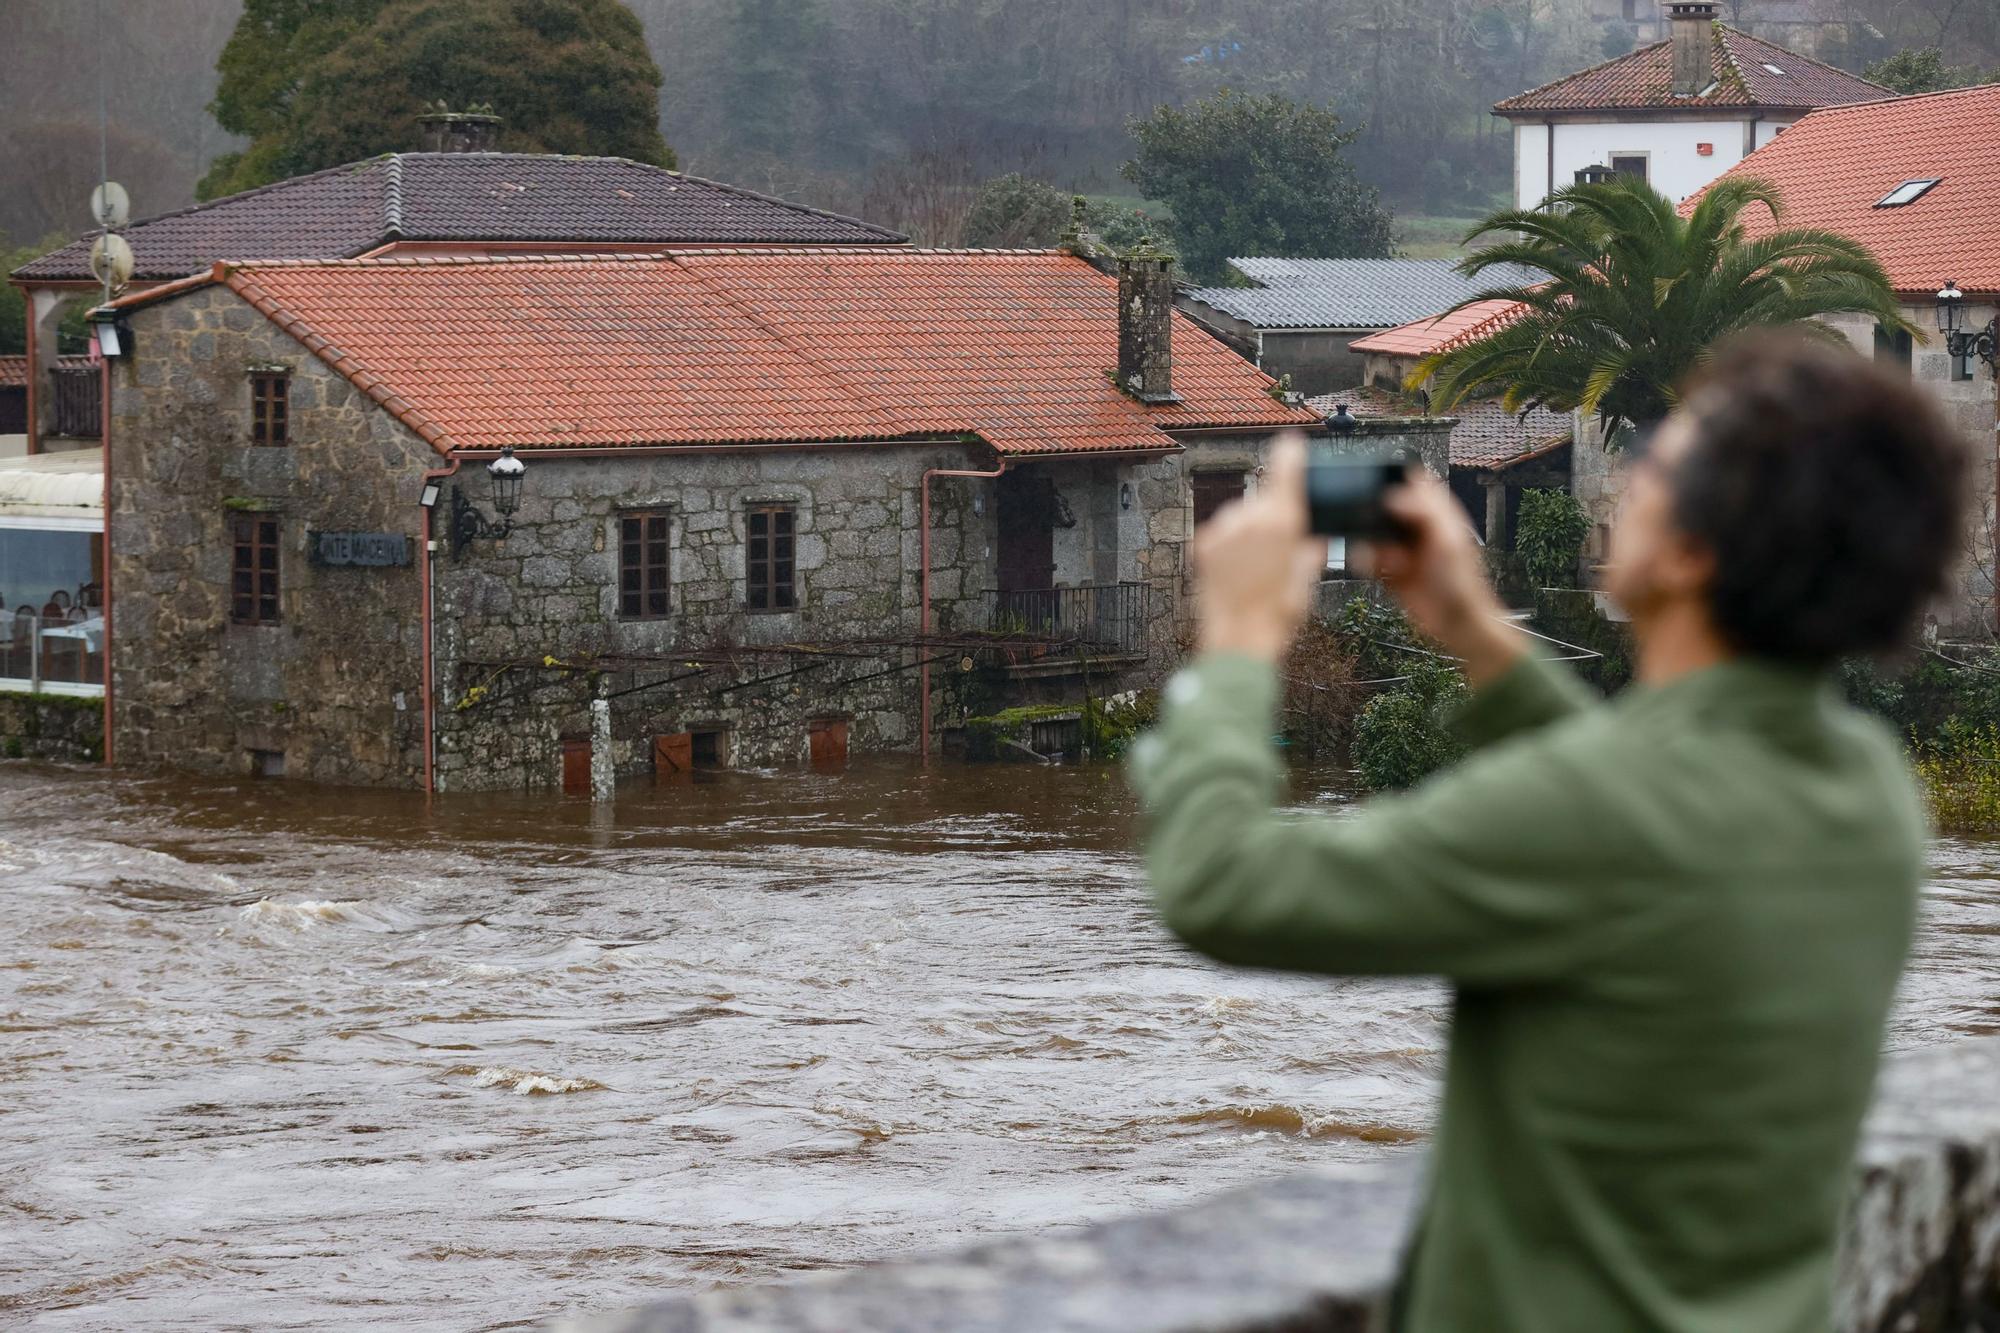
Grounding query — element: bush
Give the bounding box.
[1353,661,1468,792]
[1515,488,1590,589]
[1912,718,2000,835]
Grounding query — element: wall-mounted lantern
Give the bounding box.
[1119,481,1134,511]
[1937,280,1997,377]
[90,313,134,359]
[448,446,528,556]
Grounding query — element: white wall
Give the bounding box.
[1513,115,1799,210]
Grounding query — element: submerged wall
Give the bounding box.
[0,692,102,762]
[556,1034,2000,1333]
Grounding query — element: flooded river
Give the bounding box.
[5,758,2000,1331]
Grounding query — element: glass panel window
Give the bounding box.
[1610,155,1647,182]
[251,373,289,445]
[619,511,671,620]
[1953,345,1977,382]
[0,528,101,619]
[746,505,796,611]
[1874,179,1941,209]
[1874,324,1913,376]
[231,514,281,625]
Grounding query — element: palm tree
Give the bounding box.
[1414,175,1912,442]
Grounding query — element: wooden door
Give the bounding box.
[807,718,849,767]
[654,732,693,778]
[995,470,1056,593]
[561,738,591,794]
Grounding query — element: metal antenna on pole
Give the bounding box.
[86,0,133,315]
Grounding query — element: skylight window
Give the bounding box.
[1762,62,1786,74]
[1875,178,1942,208]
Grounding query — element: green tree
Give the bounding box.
[1352,661,1468,792]
[1862,47,1996,94]
[1514,488,1590,588]
[1121,89,1394,284]
[962,175,1073,249]
[200,0,671,200]
[1417,176,1910,441]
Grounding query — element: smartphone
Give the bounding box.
[1306,449,1415,539]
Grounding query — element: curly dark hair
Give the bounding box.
[1669,332,1969,666]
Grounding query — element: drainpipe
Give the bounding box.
[419,457,461,795]
[98,349,112,764]
[918,461,1008,762]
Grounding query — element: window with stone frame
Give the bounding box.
[231,513,281,625]
[250,372,290,446]
[618,510,671,620]
[745,504,796,612]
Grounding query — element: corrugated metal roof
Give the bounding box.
[0,450,104,521]
[1184,259,1545,331]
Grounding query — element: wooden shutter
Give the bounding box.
[807,718,848,767]
[654,732,693,777]
[561,738,591,794]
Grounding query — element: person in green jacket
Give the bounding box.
[1131,334,1969,1332]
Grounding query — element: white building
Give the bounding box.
[1494,0,1887,209]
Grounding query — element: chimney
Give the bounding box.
[1668,2,1719,97]
[417,101,502,153]
[1117,239,1178,404]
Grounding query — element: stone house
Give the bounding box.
[1566,82,2000,630]
[1498,2,1886,211]
[8,132,904,456]
[91,246,1319,790]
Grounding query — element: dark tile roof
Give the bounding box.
[1495,25,1887,115]
[12,154,905,283]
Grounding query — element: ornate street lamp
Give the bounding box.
[1937,279,1998,377]
[449,446,528,556]
[1325,403,1359,439]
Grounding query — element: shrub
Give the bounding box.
[1515,488,1590,589]
[1912,719,2000,836]
[1353,661,1468,792]
[963,174,1073,248]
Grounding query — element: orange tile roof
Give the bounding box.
[1347,300,1528,358]
[1684,84,2000,297]
[1495,25,1886,115]
[111,250,1314,456]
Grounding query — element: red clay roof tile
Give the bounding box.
[1495,25,1885,115]
[1684,83,2000,296]
[118,250,1315,456]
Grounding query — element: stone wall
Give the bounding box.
[107,286,432,786]
[0,692,102,761]
[432,443,993,790]
[556,1034,2000,1333]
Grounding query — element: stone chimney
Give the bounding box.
[417,101,502,153]
[1117,238,1178,404]
[1668,2,1719,97]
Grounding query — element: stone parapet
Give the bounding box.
[554,1035,2000,1333]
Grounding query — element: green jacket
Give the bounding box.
[1131,651,1923,1333]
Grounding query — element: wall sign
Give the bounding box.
[309,531,412,567]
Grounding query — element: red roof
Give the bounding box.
[1495,25,1886,115]
[111,250,1315,456]
[0,354,93,388]
[1348,300,1527,358]
[1685,84,2000,296]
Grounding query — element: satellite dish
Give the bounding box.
[90,233,135,289]
[90,181,130,228]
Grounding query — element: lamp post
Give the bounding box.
[1325,403,1359,440]
[447,446,528,556]
[1936,280,1997,377]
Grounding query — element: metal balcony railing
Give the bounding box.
[986,582,1149,656]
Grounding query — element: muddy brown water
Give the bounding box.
[5,758,2000,1331]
